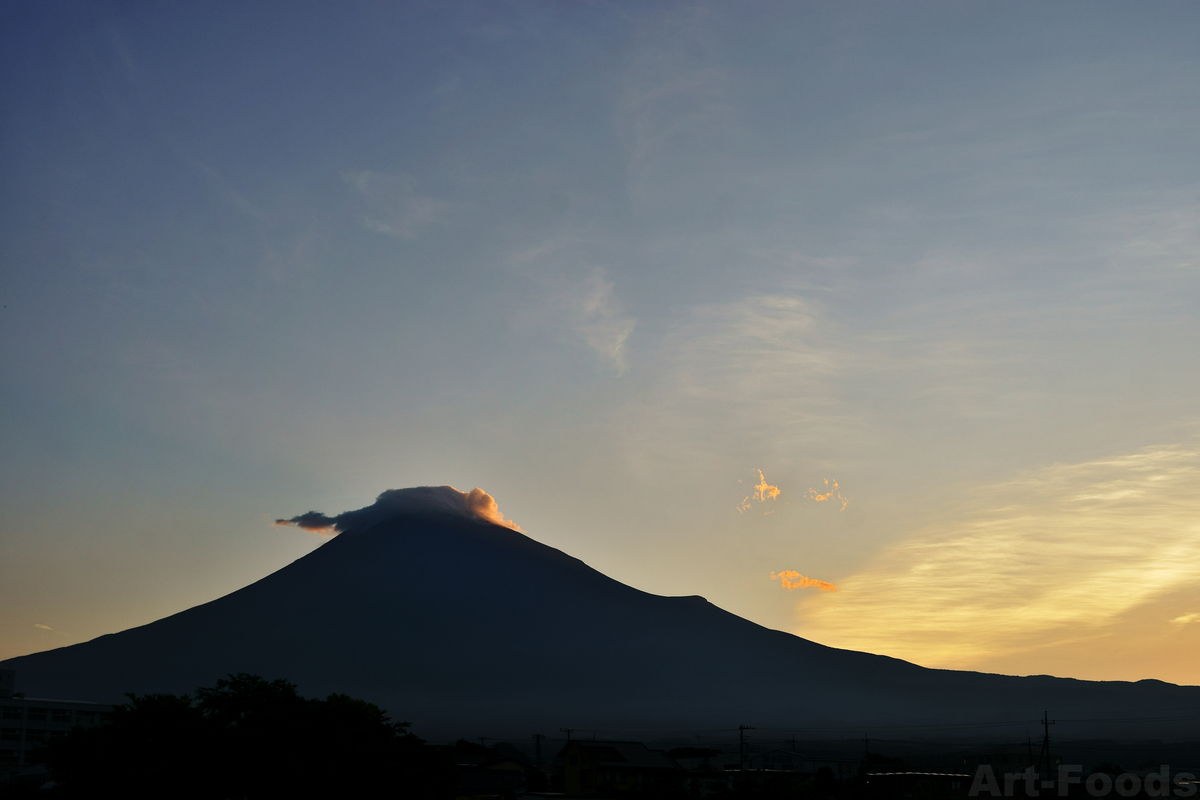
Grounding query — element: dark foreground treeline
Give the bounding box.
[24,674,452,799]
[10,675,1198,800]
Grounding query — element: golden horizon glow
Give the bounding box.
[794,445,1200,681]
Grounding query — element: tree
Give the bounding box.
[37,674,447,799]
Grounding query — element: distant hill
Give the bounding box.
[5,508,1197,738]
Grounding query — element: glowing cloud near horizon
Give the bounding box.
[771,570,839,592]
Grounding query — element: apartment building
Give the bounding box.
[0,669,111,784]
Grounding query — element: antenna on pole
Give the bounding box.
[533,733,545,771]
[1035,712,1055,776]
[739,725,755,771]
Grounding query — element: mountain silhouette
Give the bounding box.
[4,502,1197,738]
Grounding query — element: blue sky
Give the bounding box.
[3,1,1200,682]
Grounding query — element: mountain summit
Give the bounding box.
[4,489,1197,738]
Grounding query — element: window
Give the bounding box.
[0,751,20,765]
[1,708,19,721]
[26,709,46,722]
[25,731,47,744]
[49,730,66,740]
[51,710,72,724]
[0,729,20,742]
[76,712,95,725]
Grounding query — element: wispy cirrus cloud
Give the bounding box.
[342,170,452,239]
[510,241,637,373]
[569,272,636,373]
[620,293,857,478]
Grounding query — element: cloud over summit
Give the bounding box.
[276,486,521,536]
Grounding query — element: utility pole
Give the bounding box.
[1035,712,1055,777]
[788,735,797,752]
[533,733,545,771]
[560,727,574,742]
[739,725,755,771]
[478,737,490,749]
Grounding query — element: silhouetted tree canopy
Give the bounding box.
[35,674,449,799]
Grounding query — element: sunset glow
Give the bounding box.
[795,446,1200,682]
[4,2,1199,693]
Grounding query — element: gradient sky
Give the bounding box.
[3,1,1200,685]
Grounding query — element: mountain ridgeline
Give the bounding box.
[4,512,1196,738]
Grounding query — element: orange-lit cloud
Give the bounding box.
[33,624,53,631]
[806,478,848,510]
[1170,613,1200,625]
[739,469,781,513]
[753,469,781,502]
[770,570,838,592]
[276,486,522,536]
[460,487,521,530]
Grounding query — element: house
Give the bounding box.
[558,740,683,796]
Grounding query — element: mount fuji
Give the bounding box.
[4,487,1197,739]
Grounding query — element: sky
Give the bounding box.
[2,1,1199,685]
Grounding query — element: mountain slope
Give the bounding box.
[4,511,1197,738]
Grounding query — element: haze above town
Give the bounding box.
[2,2,1199,685]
